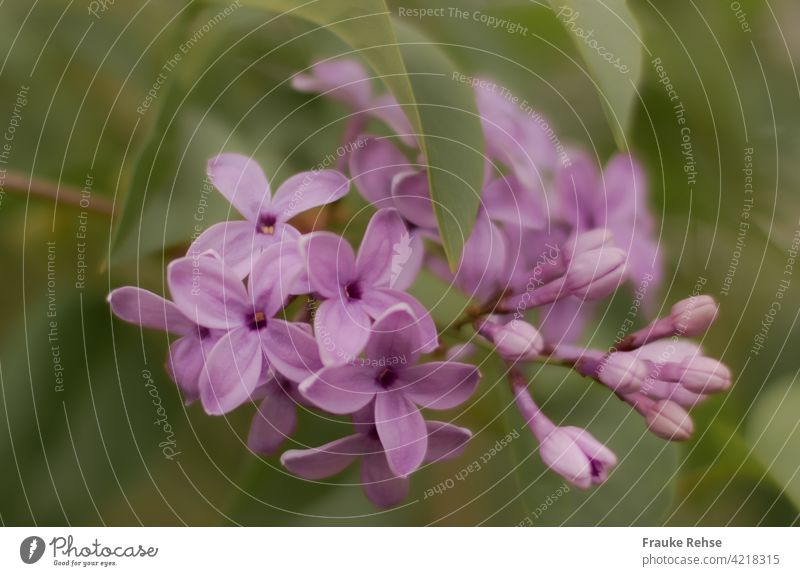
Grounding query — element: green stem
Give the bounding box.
[2,170,114,217]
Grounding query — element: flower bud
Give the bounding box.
[662,356,732,394]
[479,319,544,361]
[577,351,647,394]
[565,247,627,300]
[538,426,618,489]
[563,228,615,264]
[645,399,694,441]
[669,295,719,337]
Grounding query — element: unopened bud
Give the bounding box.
[645,399,694,441]
[670,295,719,337]
[662,356,732,394]
[479,319,544,361]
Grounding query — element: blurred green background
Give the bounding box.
[1,0,799,526]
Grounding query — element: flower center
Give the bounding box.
[258,214,277,235]
[377,367,398,388]
[248,311,268,331]
[344,281,363,301]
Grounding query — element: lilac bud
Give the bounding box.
[563,228,615,264]
[641,379,707,407]
[564,247,627,299]
[511,373,616,488]
[620,295,719,351]
[478,319,544,361]
[670,295,719,337]
[644,399,694,441]
[538,426,618,489]
[446,342,477,362]
[662,356,732,394]
[576,351,647,394]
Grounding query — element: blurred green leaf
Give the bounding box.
[211,0,485,268]
[747,374,800,510]
[547,0,643,149]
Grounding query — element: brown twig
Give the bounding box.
[2,170,114,217]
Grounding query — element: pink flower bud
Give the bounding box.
[563,228,615,263]
[479,319,544,361]
[538,426,618,489]
[577,351,647,394]
[644,399,694,441]
[662,356,732,394]
[565,247,627,300]
[669,295,719,337]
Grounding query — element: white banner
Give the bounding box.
[0,527,797,574]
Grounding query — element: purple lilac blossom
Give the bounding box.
[300,305,479,477]
[301,208,436,365]
[190,153,349,278]
[281,403,471,508]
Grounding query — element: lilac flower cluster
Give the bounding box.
[108,58,731,507]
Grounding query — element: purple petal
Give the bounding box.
[261,319,322,383]
[313,298,371,366]
[368,93,416,147]
[555,149,601,231]
[483,175,545,230]
[291,59,373,109]
[207,153,271,222]
[247,381,297,455]
[363,304,423,366]
[108,287,194,335]
[361,288,438,353]
[299,364,380,414]
[538,297,592,345]
[424,421,472,463]
[271,170,349,220]
[300,232,356,298]
[390,233,424,291]
[400,361,479,410]
[248,241,305,317]
[375,391,427,477]
[361,452,410,508]
[539,429,593,489]
[188,221,266,279]
[199,327,263,415]
[165,334,208,403]
[167,254,248,330]
[456,208,509,303]
[349,136,410,204]
[391,171,437,229]
[281,433,371,480]
[355,208,410,287]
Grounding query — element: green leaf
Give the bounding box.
[202,0,485,267]
[747,374,800,510]
[547,0,643,149]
